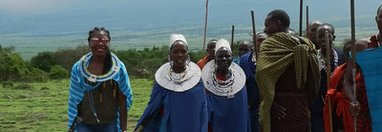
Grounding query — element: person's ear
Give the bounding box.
[332,35,336,41]
[376,16,378,23]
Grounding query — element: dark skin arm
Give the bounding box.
[68,124,74,132]
[118,90,128,131]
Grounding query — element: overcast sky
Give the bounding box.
[0,0,380,34]
[1,0,379,15]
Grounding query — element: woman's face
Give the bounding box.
[89,31,110,57]
[215,47,232,71]
[170,41,188,69]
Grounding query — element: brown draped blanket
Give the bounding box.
[255,32,320,132]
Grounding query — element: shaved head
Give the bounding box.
[307,20,323,46]
[308,21,323,29]
[343,39,369,62]
[316,23,336,50]
[316,23,335,36]
[267,9,290,27]
[355,39,369,52]
[264,9,290,35]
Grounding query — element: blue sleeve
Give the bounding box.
[117,62,133,110]
[67,62,85,129]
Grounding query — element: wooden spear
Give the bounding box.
[350,0,357,131]
[231,25,235,46]
[202,0,209,50]
[306,5,309,37]
[250,10,258,59]
[299,0,303,36]
[325,30,333,132]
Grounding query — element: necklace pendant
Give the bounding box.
[88,75,97,82]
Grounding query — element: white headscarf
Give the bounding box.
[215,38,231,54]
[169,34,188,47]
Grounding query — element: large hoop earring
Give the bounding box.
[186,55,190,67]
[168,55,174,68]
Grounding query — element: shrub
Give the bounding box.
[30,52,56,72]
[49,65,69,79]
[0,46,29,81]
[23,67,49,82]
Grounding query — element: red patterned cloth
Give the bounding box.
[323,63,372,132]
[368,34,380,48]
[197,56,210,69]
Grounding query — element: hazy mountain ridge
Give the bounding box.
[1,0,379,35]
[0,0,380,59]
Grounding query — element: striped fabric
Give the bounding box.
[255,32,320,132]
[67,53,133,131]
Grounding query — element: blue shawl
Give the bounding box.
[67,52,133,131]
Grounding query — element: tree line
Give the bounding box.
[0,42,244,84]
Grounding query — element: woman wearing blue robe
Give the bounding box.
[135,34,208,132]
[202,39,250,132]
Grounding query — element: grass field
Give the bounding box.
[0,78,153,132]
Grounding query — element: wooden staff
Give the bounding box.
[350,0,357,131]
[299,0,303,36]
[250,10,258,59]
[202,0,209,50]
[306,5,309,37]
[325,30,333,132]
[231,25,235,46]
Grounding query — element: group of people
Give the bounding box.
[66,5,382,132]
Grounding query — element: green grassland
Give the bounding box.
[0,78,153,132]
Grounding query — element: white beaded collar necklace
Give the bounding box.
[202,60,246,98]
[155,62,201,92]
[79,52,120,83]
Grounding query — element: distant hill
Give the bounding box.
[0,0,380,59]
